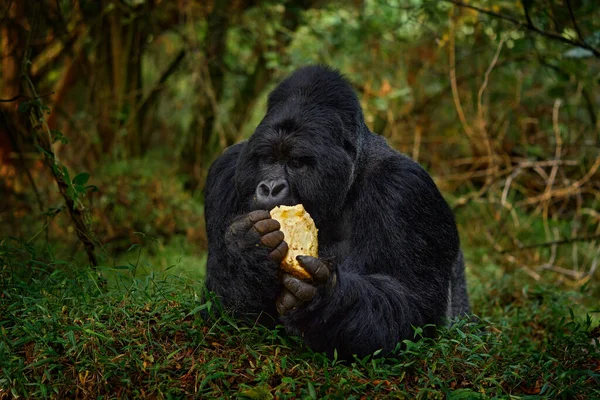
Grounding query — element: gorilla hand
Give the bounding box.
[225,210,288,263]
[276,256,335,315]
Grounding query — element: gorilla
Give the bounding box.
[203,65,469,359]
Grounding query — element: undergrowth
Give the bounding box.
[1,241,599,399]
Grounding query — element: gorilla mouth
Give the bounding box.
[252,197,299,212]
[251,190,319,222]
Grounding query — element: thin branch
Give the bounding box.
[0,94,26,102]
[477,36,505,125]
[123,49,186,154]
[537,57,597,129]
[541,99,563,237]
[0,92,55,102]
[500,233,600,254]
[565,0,583,41]
[476,35,506,188]
[130,49,186,124]
[448,13,474,140]
[521,0,534,27]
[443,0,600,58]
[538,263,583,279]
[516,157,600,207]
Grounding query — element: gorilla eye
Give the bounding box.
[259,155,275,165]
[288,158,306,169]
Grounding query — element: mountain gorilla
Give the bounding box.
[204,65,470,359]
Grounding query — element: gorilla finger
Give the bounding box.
[260,230,284,249]
[276,289,304,315]
[282,273,317,302]
[230,211,267,237]
[248,210,271,223]
[297,256,330,284]
[269,240,288,264]
[253,218,280,235]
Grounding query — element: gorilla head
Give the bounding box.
[235,66,366,225]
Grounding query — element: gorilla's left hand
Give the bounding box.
[276,256,335,315]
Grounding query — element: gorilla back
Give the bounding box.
[204,65,469,359]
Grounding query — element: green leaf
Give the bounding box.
[126,244,139,252]
[239,383,273,400]
[307,381,317,399]
[66,187,76,202]
[73,172,90,185]
[51,129,69,144]
[447,389,486,399]
[65,330,76,347]
[61,165,71,183]
[17,101,31,113]
[186,302,212,317]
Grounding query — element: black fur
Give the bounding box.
[203,65,470,359]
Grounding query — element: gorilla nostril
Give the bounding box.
[258,182,270,197]
[271,182,288,197]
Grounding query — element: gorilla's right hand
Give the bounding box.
[225,210,288,263]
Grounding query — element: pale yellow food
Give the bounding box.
[270,204,318,280]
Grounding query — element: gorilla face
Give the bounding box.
[235,109,357,225]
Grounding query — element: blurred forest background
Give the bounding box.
[1,0,599,312]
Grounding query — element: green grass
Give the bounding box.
[1,240,599,399]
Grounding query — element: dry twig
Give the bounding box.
[500,233,600,254]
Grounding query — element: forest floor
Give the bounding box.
[1,234,599,399]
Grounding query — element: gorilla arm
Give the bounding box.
[278,158,460,359]
[204,144,287,317]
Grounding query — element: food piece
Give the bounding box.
[270,204,318,280]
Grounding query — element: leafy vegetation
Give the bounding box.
[1,240,598,398]
[1,0,599,398]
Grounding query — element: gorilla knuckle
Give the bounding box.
[260,230,284,248]
[283,275,316,301]
[248,210,270,223]
[297,285,317,302]
[269,248,283,263]
[313,264,330,283]
[254,218,280,234]
[298,256,328,279]
[278,289,303,314]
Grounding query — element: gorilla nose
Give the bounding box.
[256,179,289,207]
